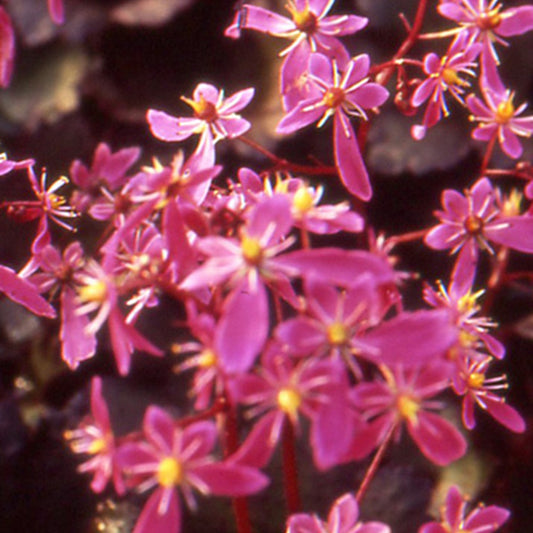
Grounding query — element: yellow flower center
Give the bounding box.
[286,1,318,33]
[463,214,484,235]
[277,388,302,419]
[496,96,515,124]
[327,321,349,345]
[396,395,420,423]
[182,95,218,122]
[441,67,467,87]
[88,437,107,455]
[241,235,263,265]
[457,290,483,315]
[292,186,314,213]
[477,7,502,30]
[78,280,108,303]
[157,457,183,488]
[467,372,485,389]
[323,87,345,109]
[199,349,217,368]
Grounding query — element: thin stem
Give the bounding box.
[282,419,301,515]
[388,228,428,245]
[356,422,396,503]
[479,130,498,177]
[482,246,509,315]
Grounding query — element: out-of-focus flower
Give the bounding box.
[64,377,125,494]
[48,0,65,24]
[418,484,510,533]
[287,492,391,533]
[0,7,15,88]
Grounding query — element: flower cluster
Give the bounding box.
[1,1,531,532]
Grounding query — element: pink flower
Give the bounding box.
[452,355,525,432]
[64,377,125,494]
[351,364,467,466]
[418,484,510,533]
[411,34,481,140]
[225,0,367,110]
[466,86,533,159]
[117,406,268,533]
[425,177,533,289]
[277,53,389,200]
[287,492,391,533]
[147,83,254,165]
[438,0,533,89]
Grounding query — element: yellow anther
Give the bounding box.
[323,87,345,109]
[496,96,515,124]
[326,321,349,345]
[397,395,420,423]
[442,68,467,87]
[241,235,263,265]
[181,95,218,122]
[293,187,314,213]
[277,388,302,419]
[88,438,107,455]
[467,372,485,389]
[286,1,317,33]
[78,280,108,303]
[157,457,183,488]
[199,349,217,368]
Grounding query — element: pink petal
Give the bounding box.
[48,0,64,24]
[144,406,175,454]
[487,215,533,253]
[193,462,269,496]
[182,421,218,459]
[275,318,325,356]
[219,87,255,114]
[483,396,526,433]
[215,279,268,374]
[224,5,295,39]
[412,78,437,107]
[464,505,510,531]
[408,411,467,465]
[327,493,359,530]
[319,14,368,35]
[276,99,325,135]
[133,488,180,533]
[333,112,372,200]
[60,287,96,368]
[147,110,200,141]
[0,7,15,87]
[444,485,465,529]
[497,6,533,36]
[349,83,389,109]
[0,264,56,318]
[499,125,522,158]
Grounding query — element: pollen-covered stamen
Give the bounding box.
[182,95,218,122]
[286,1,318,34]
[277,387,302,420]
[198,348,217,368]
[292,186,314,213]
[477,5,503,30]
[396,394,420,423]
[157,457,183,488]
[326,321,349,346]
[467,371,485,389]
[241,234,263,265]
[441,67,469,88]
[78,280,108,304]
[463,214,484,235]
[495,95,515,124]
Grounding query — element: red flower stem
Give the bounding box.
[282,419,301,515]
[300,226,310,249]
[356,423,396,504]
[377,0,429,86]
[388,228,428,245]
[238,135,337,176]
[479,130,498,177]
[221,391,253,533]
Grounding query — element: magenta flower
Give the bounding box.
[351,364,467,466]
[466,86,533,158]
[411,34,481,140]
[452,355,525,432]
[147,83,254,165]
[287,492,391,533]
[425,177,533,289]
[29,242,97,368]
[117,406,268,533]
[418,484,510,533]
[64,377,125,495]
[225,1,367,109]
[277,53,389,200]
[438,0,533,89]
[0,7,15,88]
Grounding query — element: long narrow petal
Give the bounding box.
[225,5,294,38]
[193,463,269,496]
[333,112,371,200]
[147,110,200,141]
[133,488,180,533]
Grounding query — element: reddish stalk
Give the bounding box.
[282,420,301,515]
[482,246,510,315]
[388,228,428,245]
[356,423,396,504]
[479,130,498,177]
